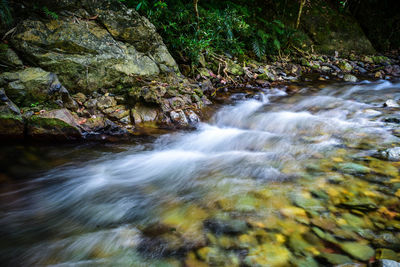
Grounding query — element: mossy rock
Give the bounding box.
[0,113,24,139]
[27,109,81,140]
[339,242,375,261]
[10,0,179,93]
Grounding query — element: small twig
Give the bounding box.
[211,85,229,97]
[2,27,16,40]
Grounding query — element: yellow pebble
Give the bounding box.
[275,234,286,243]
[332,157,344,162]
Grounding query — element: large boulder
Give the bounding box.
[0,67,77,109]
[10,0,179,93]
[299,0,375,55]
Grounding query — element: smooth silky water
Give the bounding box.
[1,80,400,266]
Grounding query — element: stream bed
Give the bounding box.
[1,80,400,266]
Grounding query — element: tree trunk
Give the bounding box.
[296,0,307,29]
[194,0,199,23]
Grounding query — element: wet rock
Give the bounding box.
[280,206,308,218]
[321,66,332,72]
[289,232,318,256]
[338,199,378,211]
[238,234,258,248]
[101,119,130,137]
[344,74,358,82]
[384,100,400,108]
[244,244,291,267]
[218,235,237,249]
[170,110,189,127]
[27,109,82,140]
[294,256,319,267]
[354,65,368,74]
[184,110,200,126]
[372,232,400,250]
[319,252,353,265]
[322,63,341,72]
[185,252,208,267]
[291,194,325,214]
[381,147,400,161]
[339,242,375,261]
[336,162,370,175]
[204,218,249,235]
[374,259,400,267]
[375,248,399,261]
[369,159,399,177]
[160,205,207,247]
[312,226,338,244]
[311,217,337,231]
[197,247,239,266]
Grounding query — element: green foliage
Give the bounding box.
[30,102,40,108]
[119,0,300,65]
[42,6,59,20]
[0,0,12,26]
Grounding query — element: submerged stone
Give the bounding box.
[339,242,375,261]
[337,162,370,175]
[320,252,353,265]
[338,198,378,211]
[204,218,249,235]
[197,247,239,266]
[376,248,399,261]
[244,244,291,267]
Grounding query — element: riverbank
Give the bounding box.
[1,50,399,142]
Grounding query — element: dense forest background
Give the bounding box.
[1,0,399,67]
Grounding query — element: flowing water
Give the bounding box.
[1,80,400,266]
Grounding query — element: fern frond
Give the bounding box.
[252,40,264,59]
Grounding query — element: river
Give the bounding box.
[1,80,400,266]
